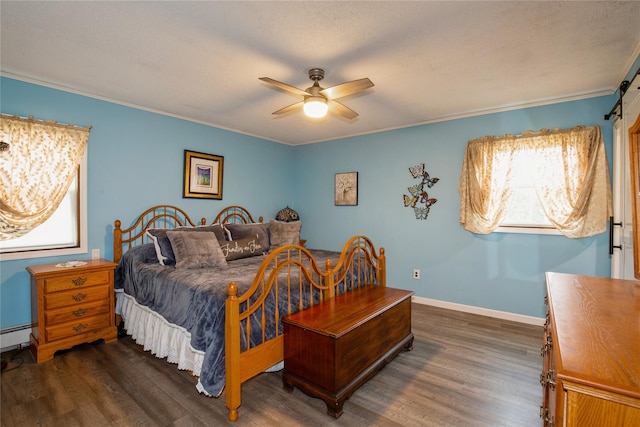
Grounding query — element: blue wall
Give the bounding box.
[0,75,616,330]
[292,98,615,318]
[0,77,294,329]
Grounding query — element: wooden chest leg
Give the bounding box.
[283,376,294,393]
[325,397,345,418]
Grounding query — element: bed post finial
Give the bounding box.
[227,281,237,298]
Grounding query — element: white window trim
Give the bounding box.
[494,225,561,236]
[0,152,88,261]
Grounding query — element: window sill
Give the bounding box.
[0,245,87,261]
[494,226,561,236]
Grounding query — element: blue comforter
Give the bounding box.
[114,243,340,396]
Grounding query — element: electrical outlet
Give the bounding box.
[92,249,100,259]
[413,269,420,280]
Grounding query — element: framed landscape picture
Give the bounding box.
[183,150,224,199]
[335,172,358,206]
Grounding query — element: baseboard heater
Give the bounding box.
[0,324,31,352]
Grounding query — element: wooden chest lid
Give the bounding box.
[283,286,413,338]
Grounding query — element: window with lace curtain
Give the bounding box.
[458,125,612,238]
[0,114,90,260]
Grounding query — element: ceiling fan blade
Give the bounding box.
[259,77,310,97]
[272,101,304,115]
[329,100,359,120]
[320,78,374,100]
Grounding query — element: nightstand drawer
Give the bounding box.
[45,284,111,310]
[45,299,110,325]
[45,313,112,342]
[44,270,111,293]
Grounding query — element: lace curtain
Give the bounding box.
[458,125,612,238]
[0,114,91,239]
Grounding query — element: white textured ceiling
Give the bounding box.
[2,1,640,145]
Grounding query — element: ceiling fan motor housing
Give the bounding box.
[306,69,325,98]
[308,68,325,82]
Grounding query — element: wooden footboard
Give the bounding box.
[224,236,386,422]
[224,244,333,422]
[331,235,386,290]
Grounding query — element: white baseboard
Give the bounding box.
[412,296,545,326]
[0,325,31,352]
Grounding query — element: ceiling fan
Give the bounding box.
[259,68,374,119]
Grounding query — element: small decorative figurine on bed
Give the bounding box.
[403,162,439,220]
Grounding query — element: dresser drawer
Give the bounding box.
[45,299,110,325]
[45,313,112,342]
[44,270,111,293]
[45,284,111,310]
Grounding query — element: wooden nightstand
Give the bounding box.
[27,258,118,363]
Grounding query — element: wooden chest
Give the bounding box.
[28,259,118,362]
[283,285,414,418]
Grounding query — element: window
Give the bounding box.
[459,125,612,238]
[496,148,557,235]
[0,153,87,260]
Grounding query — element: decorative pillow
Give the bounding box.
[200,223,231,242]
[166,230,227,269]
[218,235,266,261]
[146,228,175,266]
[269,219,301,248]
[225,223,270,254]
[146,224,229,266]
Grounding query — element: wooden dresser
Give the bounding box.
[283,285,414,418]
[28,258,118,362]
[542,272,640,426]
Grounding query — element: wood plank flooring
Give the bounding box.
[1,303,543,426]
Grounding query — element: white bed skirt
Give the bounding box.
[115,290,283,397]
[115,290,212,395]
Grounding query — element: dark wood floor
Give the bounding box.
[1,303,543,426]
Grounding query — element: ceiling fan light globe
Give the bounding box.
[303,97,328,118]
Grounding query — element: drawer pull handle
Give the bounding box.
[72,323,88,332]
[540,406,555,426]
[546,369,556,391]
[72,277,88,286]
[72,293,87,302]
[72,308,88,317]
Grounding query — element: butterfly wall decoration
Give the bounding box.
[403,162,439,220]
